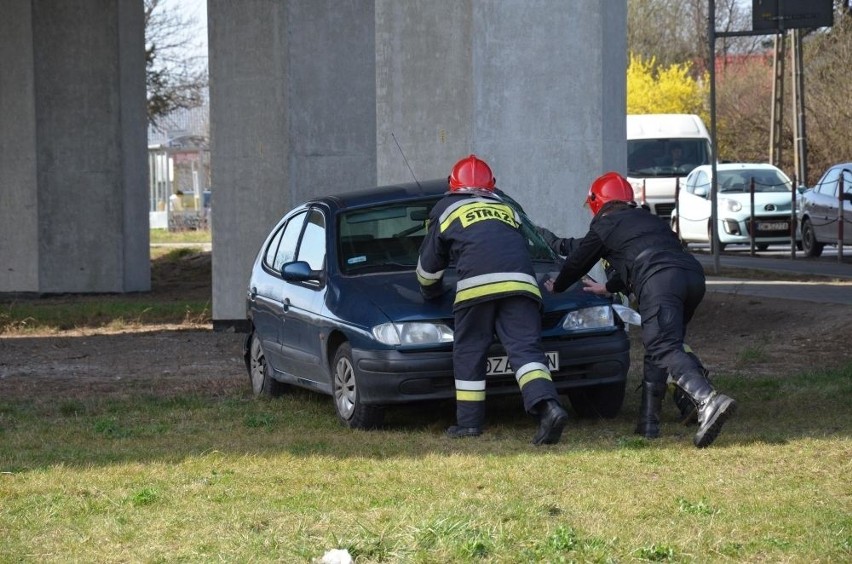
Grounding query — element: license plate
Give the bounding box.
[486,352,559,376]
[757,221,788,231]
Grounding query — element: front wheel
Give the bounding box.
[566,381,626,419]
[801,218,824,257]
[332,342,385,429]
[708,223,726,251]
[671,216,688,249]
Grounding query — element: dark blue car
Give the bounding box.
[244,179,630,429]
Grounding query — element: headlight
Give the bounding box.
[720,198,742,212]
[561,306,615,332]
[612,304,641,326]
[372,322,454,345]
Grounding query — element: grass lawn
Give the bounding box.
[1,240,850,562]
[1,365,850,562]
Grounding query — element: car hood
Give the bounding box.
[337,273,456,323]
[329,265,610,327]
[718,192,793,205]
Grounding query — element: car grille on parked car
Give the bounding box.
[655,203,675,218]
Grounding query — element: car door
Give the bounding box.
[678,169,711,241]
[275,208,328,386]
[252,210,309,375]
[831,168,852,244]
[810,168,840,242]
[843,169,852,244]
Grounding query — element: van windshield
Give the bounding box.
[627,138,711,178]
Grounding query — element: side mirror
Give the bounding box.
[694,187,708,198]
[281,261,321,282]
[797,185,807,194]
[842,192,852,203]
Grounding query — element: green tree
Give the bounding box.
[626,53,708,121]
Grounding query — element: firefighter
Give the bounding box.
[535,221,701,427]
[544,172,736,448]
[417,155,569,445]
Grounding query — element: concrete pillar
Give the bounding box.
[0,0,149,294]
[375,0,626,237]
[210,0,625,325]
[209,0,377,325]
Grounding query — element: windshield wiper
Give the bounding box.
[345,261,415,274]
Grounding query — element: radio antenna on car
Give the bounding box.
[391,131,423,193]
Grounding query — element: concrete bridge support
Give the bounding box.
[0,1,149,294]
[209,0,626,325]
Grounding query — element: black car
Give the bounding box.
[244,179,631,429]
[798,162,852,257]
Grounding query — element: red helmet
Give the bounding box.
[585,172,634,215]
[448,154,496,192]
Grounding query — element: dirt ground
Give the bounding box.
[1,251,850,403]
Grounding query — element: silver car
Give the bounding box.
[798,162,852,257]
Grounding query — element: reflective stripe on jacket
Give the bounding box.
[416,190,542,310]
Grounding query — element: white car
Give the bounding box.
[672,163,799,250]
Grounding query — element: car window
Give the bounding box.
[296,209,326,271]
[339,200,434,274]
[689,171,709,195]
[719,169,792,193]
[265,210,307,272]
[338,197,555,275]
[751,169,792,192]
[627,138,711,178]
[816,168,840,196]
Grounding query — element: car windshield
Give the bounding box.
[717,169,792,193]
[627,138,711,177]
[338,197,555,275]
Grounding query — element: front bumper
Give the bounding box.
[719,215,798,244]
[351,330,630,405]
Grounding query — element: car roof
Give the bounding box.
[311,179,448,211]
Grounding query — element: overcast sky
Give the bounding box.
[170,0,208,59]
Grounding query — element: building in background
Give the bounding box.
[148,99,211,230]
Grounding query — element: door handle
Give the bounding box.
[282,298,290,312]
[249,287,258,301]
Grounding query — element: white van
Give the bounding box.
[626,114,712,219]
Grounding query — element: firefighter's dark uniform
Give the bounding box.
[539,225,700,424]
[549,201,707,415]
[416,189,561,429]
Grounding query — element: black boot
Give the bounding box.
[634,381,666,438]
[674,372,737,448]
[671,351,711,425]
[672,385,698,425]
[532,399,569,445]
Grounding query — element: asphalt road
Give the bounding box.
[692,246,852,306]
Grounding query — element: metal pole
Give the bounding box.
[749,176,756,255]
[790,173,797,259]
[839,173,845,263]
[793,29,809,187]
[709,0,720,274]
[674,176,681,240]
[769,32,785,167]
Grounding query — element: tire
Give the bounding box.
[566,381,626,419]
[801,218,824,257]
[708,224,726,251]
[247,332,288,397]
[671,216,688,249]
[332,342,385,429]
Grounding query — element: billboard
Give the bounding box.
[752,0,834,31]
